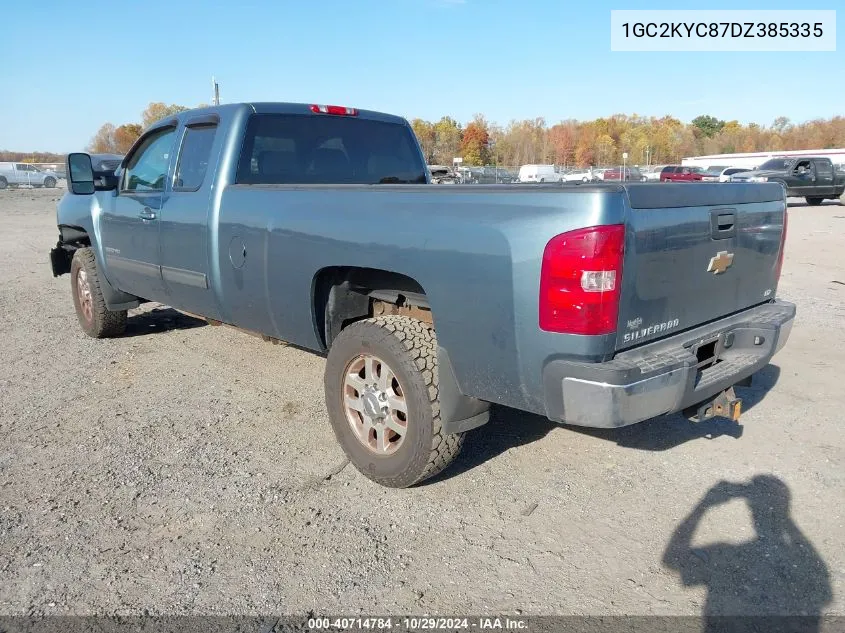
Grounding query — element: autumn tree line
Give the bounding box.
[0,102,195,162]
[86,102,195,154]
[414,113,845,168]
[3,105,844,169]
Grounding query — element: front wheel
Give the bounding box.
[324,316,465,488]
[806,197,824,206]
[70,248,127,338]
[44,176,56,188]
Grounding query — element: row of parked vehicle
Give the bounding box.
[557,164,748,183]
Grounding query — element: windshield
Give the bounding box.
[758,158,794,170]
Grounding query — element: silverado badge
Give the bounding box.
[707,250,734,275]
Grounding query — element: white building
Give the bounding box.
[681,148,845,170]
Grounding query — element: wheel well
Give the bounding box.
[313,267,432,349]
[58,225,92,247]
[50,225,92,276]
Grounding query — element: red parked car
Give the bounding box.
[660,166,705,182]
[601,166,646,182]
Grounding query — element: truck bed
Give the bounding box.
[210,180,786,415]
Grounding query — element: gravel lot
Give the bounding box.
[0,186,843,620]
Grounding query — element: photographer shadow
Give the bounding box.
[663,476,832,632]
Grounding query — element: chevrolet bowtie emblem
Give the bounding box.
[707,250,735,274]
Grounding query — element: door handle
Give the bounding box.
[138,207,157,221]
[711,209,736,239]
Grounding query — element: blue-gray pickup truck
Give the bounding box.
[51,102,795,488]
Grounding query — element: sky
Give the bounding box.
[2,0,842,152]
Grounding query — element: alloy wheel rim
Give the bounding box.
[342,354,408,455]
[76,269,93,323]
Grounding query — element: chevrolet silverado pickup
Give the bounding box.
[50,102,795,488]
[729,156,845,206]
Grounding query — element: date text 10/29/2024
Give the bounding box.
[308,617,529,631]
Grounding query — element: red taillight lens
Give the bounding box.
[310,104,358,116]
[539,224,625,335]
[775,207,788,281]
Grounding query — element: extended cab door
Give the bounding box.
[790,159,815,196]
[812,158,835,196]
[14,164,31,185]
[157,115,220,318]
[100,124,178,301]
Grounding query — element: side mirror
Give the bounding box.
[67,153,95,195]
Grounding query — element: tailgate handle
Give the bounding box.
[711,210,736,239]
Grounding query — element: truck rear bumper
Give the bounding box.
[542,300,795,428]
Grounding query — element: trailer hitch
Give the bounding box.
[685,386,743,423]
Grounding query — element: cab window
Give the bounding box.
[813,160,831,177]
[173,124,217,191]
[123,127,177,192]
[794,160,813,175]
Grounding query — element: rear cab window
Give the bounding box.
[174,123,217,191]
[813,159,832,177]
[236,114,426,185]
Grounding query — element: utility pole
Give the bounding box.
[212,77,220,106]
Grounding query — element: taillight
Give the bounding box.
[775,207,788,281]
[539,224,625,335]
[310,104,358,116]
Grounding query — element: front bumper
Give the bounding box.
[542,301,796,428]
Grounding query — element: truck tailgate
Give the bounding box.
[616,183,787,351]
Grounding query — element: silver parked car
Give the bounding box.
[0,162,62,189]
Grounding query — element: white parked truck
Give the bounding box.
[0,162,62,189]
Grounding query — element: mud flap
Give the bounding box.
[438,346,490,435]
[50,244,72,277]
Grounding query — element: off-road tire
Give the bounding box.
[70,248,127,338]
[44,177,56,188]
[0,177,7,190]
[324,316,465,488]
[806,197,824,206]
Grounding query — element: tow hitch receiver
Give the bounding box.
[685,386,743,423]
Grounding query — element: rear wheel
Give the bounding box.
[70,248,127,338]
[806,197,824,206]
[0,177,6,190]
[324,315,465,488]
